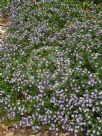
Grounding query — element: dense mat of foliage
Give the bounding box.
[0,0,11,11]
[0,0,102,135]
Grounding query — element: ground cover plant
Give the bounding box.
[0,0,11,14]
[0,0,102,135]
[0,0,9,9]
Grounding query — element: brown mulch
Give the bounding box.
[0,121,71,136]
[0,17,8,40]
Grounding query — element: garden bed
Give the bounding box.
[0,0,102,136]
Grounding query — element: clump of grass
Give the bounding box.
[0,0,102,135]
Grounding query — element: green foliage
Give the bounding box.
[0,0,12,17]
[0,0,11,9]
[0,0,102,135]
